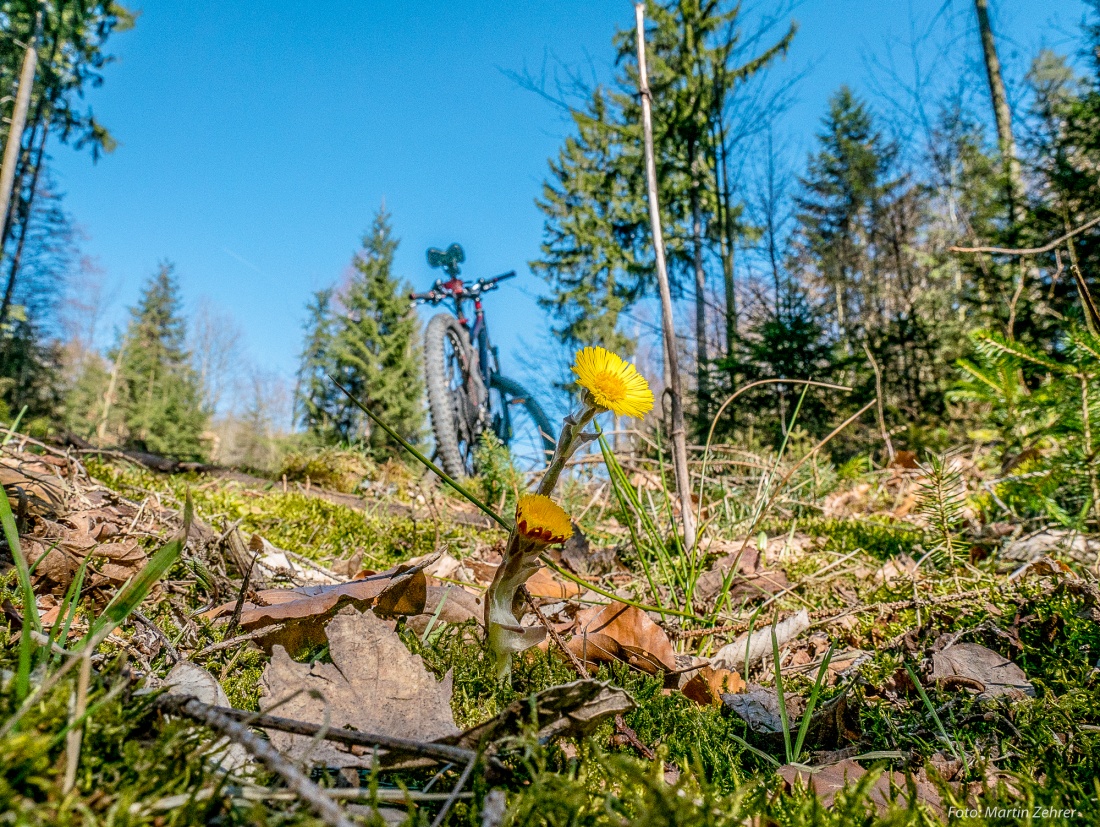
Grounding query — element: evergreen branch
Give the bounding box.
[973,331,1064,373]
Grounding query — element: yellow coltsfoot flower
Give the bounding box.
[572,346,654,419]
[484,493,574,676]
[515,493,573,545]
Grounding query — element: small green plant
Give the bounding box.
[914,452,968,570]
[279,444,375,493]
[474,431,524,514]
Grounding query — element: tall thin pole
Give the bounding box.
[635,3,697,551]
[0,7,43,244]
[974,0,1021,220]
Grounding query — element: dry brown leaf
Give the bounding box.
[931,642,1035,700]
[723,684,804,734]
[0,458,67,517]
[527,566,583,600]
[566,602,677,674]
[682,665,746,706]
[259,606,459,768]
[201,561,428,651]
[778,759,946,818]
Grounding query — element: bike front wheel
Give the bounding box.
[489,374,556,474]
[424,313,482,478]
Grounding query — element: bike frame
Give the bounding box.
[415,271,514,397]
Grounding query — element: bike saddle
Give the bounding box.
[426,243,465,277]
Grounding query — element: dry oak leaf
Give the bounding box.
[682,665,746,706]
[260,606,459,768]
[931,642,1035,700]
[566,602,677,675]
[778,759,946,819]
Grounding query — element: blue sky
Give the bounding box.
[51,0,1090,410]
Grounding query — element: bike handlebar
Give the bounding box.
[409,270,516,305]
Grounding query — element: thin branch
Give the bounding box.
[158,695,354,827]
[522,585,589,678]
[160,698,480,767]
[949,214,1100,256]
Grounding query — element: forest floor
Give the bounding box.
[1,436,1098,826]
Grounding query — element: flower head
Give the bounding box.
[515,494,573,545]
[571,346,654,419]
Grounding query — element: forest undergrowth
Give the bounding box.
[1,418,1098,827]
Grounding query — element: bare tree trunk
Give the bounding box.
[690,177,708,414]
[635,2,697,552]
[0,112,48,327]
[0,8,43,252]
[716,129,737,364]
[98,339,128,443]
[974,0,1022,219]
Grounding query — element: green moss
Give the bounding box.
[86,457,495,568]
[780,516,927,560]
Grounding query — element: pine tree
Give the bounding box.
[331,209,424,455]
[533,89,647,355]
[533,0,793,428]
[110,263,207,459]
[295,287,340,438]
[794,87,899,346]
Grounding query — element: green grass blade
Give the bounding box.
[0,483,40,631]
[88,494,192,640]
[727,731,781,768]
[771,621,792,764]
[597,431,668,607]
[905,662,964,764]
[2,405,27,445]
[793,644,835,761]
[50,558,91,665]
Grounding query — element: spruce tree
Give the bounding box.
[295,287,340,439]
[794,87,898,347]
[331,209,424,455]
[533,0,794,428]
[794,87,953,430]
[110,263,207,459]
[533,89,646,355]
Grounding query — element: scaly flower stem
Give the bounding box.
[536,404,598,497]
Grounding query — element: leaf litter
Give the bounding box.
[2,440,1097,825]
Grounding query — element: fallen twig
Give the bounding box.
[159,696,479,767]
[157,694,354,827]
[191,626,286,659]
[522,585,589,678]
[223,553,257,641]
[132,610,180,663]
[672,588,991,641]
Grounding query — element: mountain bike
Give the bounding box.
[411,243,555,479]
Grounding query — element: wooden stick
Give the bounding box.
[949,214,1100,256]
[159,696,479,767]
[522,586,589,678]
[157,695,354,827]
[634,2,696,552]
